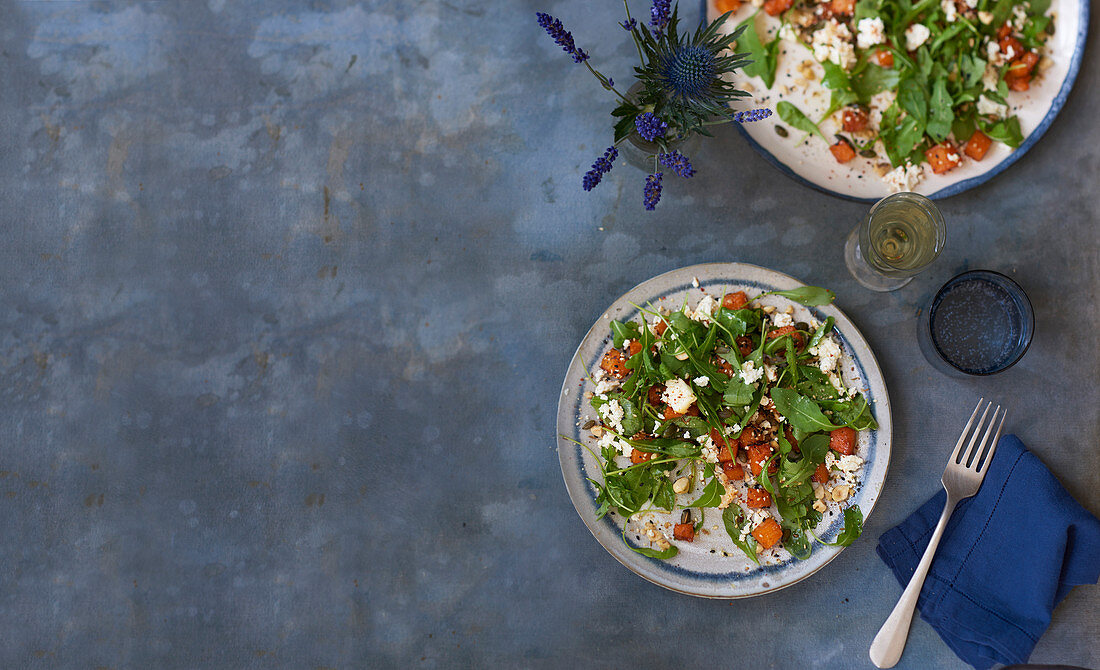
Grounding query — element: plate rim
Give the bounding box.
[556,262,894,598]
[701,0,1090,202]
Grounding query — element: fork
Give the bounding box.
[869,399,1007,669]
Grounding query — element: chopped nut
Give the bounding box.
[785,305,794,315]
[675,351,690,361]
[583,391,593,399]
[742,82,755,93]
[813,499,828,513]
[590,425,603,437]
[762,305,776,314]
[673,477,690,494]
[977,10,993,24]
[832,485,851,502]
[1039,56,1054,71]
[755,543,765,554]
[814,484,826,500]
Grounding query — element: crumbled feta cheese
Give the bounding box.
[982,63,999,91]
[941,0,958,22]
[700,435,719,462]
[964,0,978,8]
[977,94,1008,118]
[986,39,1006,66]
[825,450,837,471]
[771,312,794,328]
[661,378,697,414]
[812,20,856,70]
[977,9,993,24]
[598,431,633,458]
[905,23,931,51]
[856,17,886,50]
[599,399,625,432]
[1011,4,1027,30]
[693,376,710,387]
[946,152,960,163]
[836,454,865,473]
[809,336,842,373]
[595,378,619,395]
[882,162,925,193]
[739,360,765,385]
[778,23,799,43]
[691,276,700,288]
[763,364,778,383]
[621,338,632,351]
[827,371,845,393]
[690,295,718,322]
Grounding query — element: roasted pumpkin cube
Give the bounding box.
[721,461,745,481]
[829,140,857,164]
[873,49,894,67]
[812,462,830,484]
[600,349,629,378]
[747,443,776,476]
[830,0,855,14]
[829,426,857,455]
[746,488,772,508]
[752,517,783,550]
[924,143,962,175]
[721,291,749,310]
[842,107,869,132]
[673,522,696,542]
[963,130,992,161]
[762,0,793,15]
[630,448,654,464]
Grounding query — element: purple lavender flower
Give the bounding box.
[635,112,668,142]
[536,12,589,64]
[733,108,773,123]
[643,172,664,210]
[650,0,671,37]
[658,150,695,178]
[620,18,637,30]
[582,147,619,191]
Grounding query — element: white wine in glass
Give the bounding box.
[845,192,946,291]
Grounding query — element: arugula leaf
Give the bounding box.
[820,395,878,430]
[805,316,835,350]
[817,507,864,547]
[713,307,762,338]
[981,116,1024,148]
[796,366,841,401]
[784,524,813,560]
[619,397,644,436]
[610,320,641,348]
[736,14,781,88]
[626,436,701,458]
[799,433,831,466]
[628,542,679,559]
[777,101,827,143]
[770,388,839,433]
[759,286,836,306]
[723,375,755,406]
[686,477,726,508]
[722,507,760,564]
[821,61,858,109]
[897,78,928,127]
[926,78,954,143]
[852,63,901,102]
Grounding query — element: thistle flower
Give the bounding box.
[660,45,716,99]
[659,150,695,178]
[643,172,663,210]
[635,112,668,142]
[582,147,618,191]
[734,108,773,123]
[650,0,671,37]
[536,12,589,64]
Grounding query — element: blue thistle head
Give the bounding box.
[643,172,664,210]
[659,45,717,100]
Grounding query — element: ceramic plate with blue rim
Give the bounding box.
[556,263,892,598]
[704,0,1089,202]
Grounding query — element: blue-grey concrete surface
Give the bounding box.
[0,0,1096,668]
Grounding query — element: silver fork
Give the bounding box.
[869,399,1007,669]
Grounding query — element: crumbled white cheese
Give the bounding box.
[836,454,865,473]
[771,312,794,328]
[621,338,632,351]
[763,363,778,383]
[739,360,764,385]
[778,23,799,43]
[977,9,993,24]
[598,431,633,458]
[964,0,978,8]
[812,20,857,70]
[825,450,837,471]
[882,162,925,193]
[905,23,931,51]
[941,0,958,22]
[977,94,1008,118]
[661,378,697,414]
[699,435,719,463]
[982,64,1000,91]
[595,378,619,395]
[856,17,886,50]
[809,336,842,374]
[690,295,718,322]
[599,399,625,432]
[827,371,846,393]
[691,276,700,288]
[693,376,710,387]
[946,152,960,163]
[986,39,1006,66]
[1011,4,1027,30]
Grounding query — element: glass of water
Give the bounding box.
[844,192,946,291]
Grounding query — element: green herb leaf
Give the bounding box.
[818,507,864,547]
[687,477,726,508]
[759,286,836,306]
[980,116,1024,148]
[722,507,760,564]
[776,101,827,143]
[737,14,780,88]
[628,543,680,559]
[805,316,835,350]
[770,388,839,433]
[926,77,954,143]
[610,320,641,348]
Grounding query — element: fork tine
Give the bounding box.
[950,398,985,464]
[976,408,1006,474]
[960,401,991,467]
[970,406,1000,470]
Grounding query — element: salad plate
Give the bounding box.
[556,263,892,598]
[704,0,1088,201]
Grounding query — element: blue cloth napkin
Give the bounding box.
[876,434,1100,669]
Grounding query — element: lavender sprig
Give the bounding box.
[536,12,589,64]
[620,18,636,30]
[583,147,619,191]
[733,108,773,123]
[658,150,695,178]
[650,0,671,37]
[643,172,663,210]
[635,112,668,142]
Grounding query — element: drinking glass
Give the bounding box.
[844,192,946,291]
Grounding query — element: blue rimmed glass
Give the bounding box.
[918,270,1035,376]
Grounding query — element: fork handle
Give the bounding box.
[869,492,959,668]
